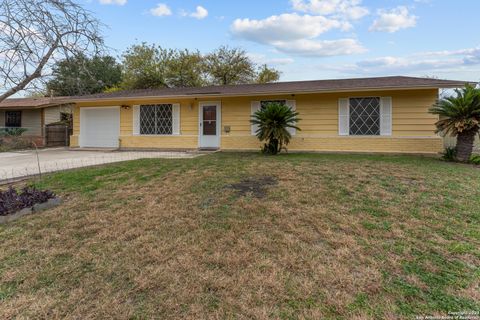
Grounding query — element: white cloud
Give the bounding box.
[247,53,294,65]
[274,39,366,56]
[330,46,480,75]
[190,6,208,19]
[181,6,209,19]
[150,3,172,17]
[232,13,350,43]
[356,56,455,72]
[231,13,363,57]
[99,0,127,5]
[369,6,417,33]
[291,0,368,20]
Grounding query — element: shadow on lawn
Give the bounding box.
[227,176,277,198]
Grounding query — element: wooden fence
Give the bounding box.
[45,125,72,147]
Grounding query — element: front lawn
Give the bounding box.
[1,153,479,319]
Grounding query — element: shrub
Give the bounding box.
[250,102,301,155]
[0,186,55,216]
[0,135,35,152]
[470,154,480,165]
[0,127,28,137]
[429,84,480,162]
[442,147,457,162]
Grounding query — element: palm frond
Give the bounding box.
[429,84,480,136]
[250,102,301,154]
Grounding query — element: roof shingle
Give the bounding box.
[71,76,469,102]
[0,97,70,109]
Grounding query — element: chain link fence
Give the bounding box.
[0,150,201,184]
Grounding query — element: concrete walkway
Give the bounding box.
[0,148,200,182]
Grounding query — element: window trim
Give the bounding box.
[349,97,381,136]
[133,103,180,136]
[338,96,392,137]
[5,110,22,128]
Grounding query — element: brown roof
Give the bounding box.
[72,76,469,102]
[0,97,70,109]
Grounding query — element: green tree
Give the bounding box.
[166,49,206,87]
[430,84,480,162]
[120,44,206,89]
[205,46,256,85]
[119,43,281,89]
[120,43,174,90]
[256,64,281,84]
[251,102,301,155]
[47,54,122,96]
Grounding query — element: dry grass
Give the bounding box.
[0,153,479,319]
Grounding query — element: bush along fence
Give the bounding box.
[0,127,43,151]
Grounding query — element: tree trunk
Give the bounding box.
[456,130,477,162]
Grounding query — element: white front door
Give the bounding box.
[80,107,120,148]
[199,102,221,149]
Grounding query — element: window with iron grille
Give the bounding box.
[349,97,380,135]
[5,111,22,127]
[260,100,286,109]
[140,104,173,135]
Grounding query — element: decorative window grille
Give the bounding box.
[260,100,286,109]
[349,97,380,136]
[140,104,173,135]
[5,111,22,127]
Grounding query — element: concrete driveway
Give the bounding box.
[0,148,199,182]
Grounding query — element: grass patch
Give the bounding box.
[0,152,479,318]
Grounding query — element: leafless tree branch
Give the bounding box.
[0,0,104,102]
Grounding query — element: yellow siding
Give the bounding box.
[120,136,198,149]
[71,89,442,153]
[71,99,199,149]
[70,135,78,147]
[221,136,442,153]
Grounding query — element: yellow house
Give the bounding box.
[70,76,467,154]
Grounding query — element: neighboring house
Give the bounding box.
[70,76,467,154]
[0,97,73,145]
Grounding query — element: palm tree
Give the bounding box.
[430,84,480,162]
[251,102,300,155]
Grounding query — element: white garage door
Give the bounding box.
[80,107,120,148]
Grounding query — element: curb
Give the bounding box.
[0,198,62,224]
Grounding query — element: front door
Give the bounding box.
[199,102,221,149]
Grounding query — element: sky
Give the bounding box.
[82,0,480,82]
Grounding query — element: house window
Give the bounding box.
[260,100,286,109]
[60,112,72,122]
[349,97,380,136]
[5,111,22,127]
[139,104,173,135]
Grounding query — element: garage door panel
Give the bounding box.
[80,107,120,148]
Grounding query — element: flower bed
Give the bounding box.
[0,187,57,222]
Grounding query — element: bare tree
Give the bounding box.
[0,0,103,102]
